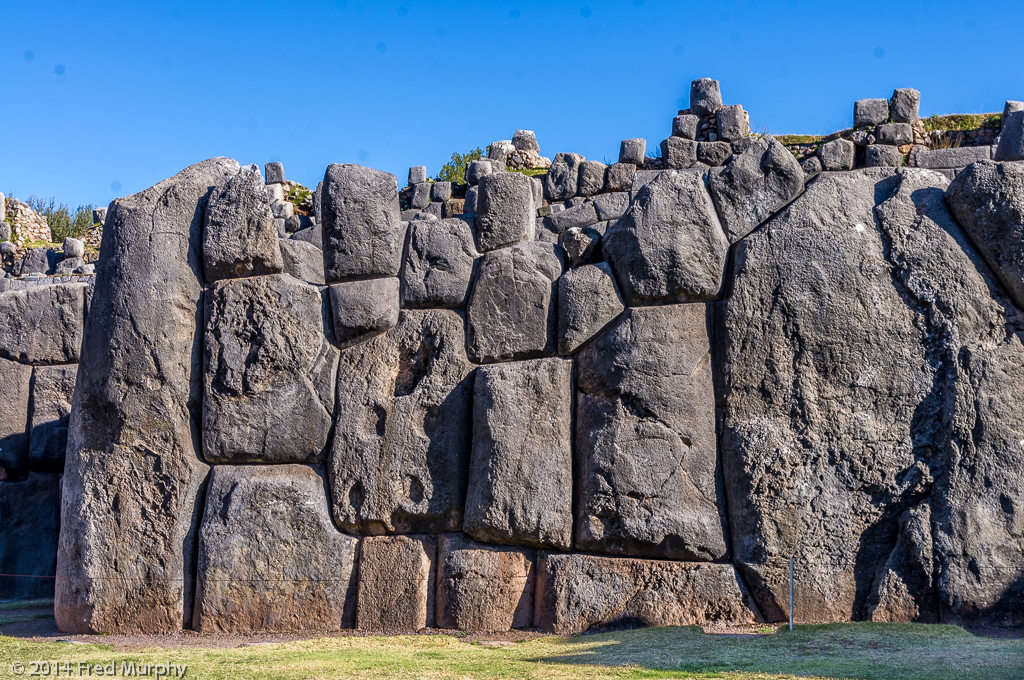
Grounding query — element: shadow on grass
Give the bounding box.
[532,623,1024,680]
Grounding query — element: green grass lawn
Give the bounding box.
[1,622,1022,679]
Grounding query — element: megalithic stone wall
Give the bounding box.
[4,80,1024,635]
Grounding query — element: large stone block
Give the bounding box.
[476,172,536,252]
[545,154,584,201]
[0,358,32,473]
[329,277,400,348]
[0,284,87,365]
[512,129,540,153]
[436,533,536,632]
[203,274,338,464]
[890,88,921,123]
[604,169,729,304]
[672,114,699,140]
[575,305,728,562]
[534,554,757,634]
[875,123,913,146]
[697,141,733,167]
[321,164,403,282]
[464,358,573,550]
[819,138,855,171]
[56,157,238,634]
[708,136,804,243]
[913,146,991,169]
[465,242,563,363]
[854,98,890,128]
[577,161,607,196]
[402,217,478,309]
[593,192,629,222]
[661,137,697,169]
[27,365,77,472]
[545,201,598,233]
[994,110,1024,162]
[866,144,904,167]
[330,310,474,535]
[357,535,436,632]
[279,238,325,285]
[202,164,283,281]
[193,465,359,632]
[0,473,62,600]
[605,163,635,191]
[557,263,624,356]
[689,78,722,116]
[716,104,748,141]
[466,160,492,186]
[618,139,646,166]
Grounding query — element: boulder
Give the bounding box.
[545,154,584,201]
[329,277,400,348]
[411,182,431,209]
[618,139,646,166]
[575,305,728,562]
[558,225,602,266]
[854,98,890,128]
[604,169,729,304]
[0,284,86,365]
[875,123,914,146]
[202,164,284,281]
[605,163,635,192]
[431,181,452,203]
[708,136,804,243]
[27,365,77,472]
[465,242,563,363]
[435,533,536,632]
[408,166,427,186]
[63,237,85,259]
[291,223,322,246]
[593,191,629,222]
[913,147,991,170]
[330,310,474,535]
[203,273,338,464]
[534,554,757,635]
[20,247,50,275]
[577,161,607,196]
[357,535,436,632]
[0,357,32,473]
[889,88,921,124]
[512,130,540,153]
[265,161,285,184]
[661,137,697,169]
[866,144,904,167]
[801,156,822,180]
[716,104,749,141]
[697,141,733,167]
[689,78,723,116]
[0,473,62,600]
[819,138,855,171]
[466,160,492,186]
[557,263,624,355]
[402,217,478,308]
[464,185,479,214]
[56,157,238,634]
[321,164,403,282]
[193,465,359,632]
[946,161,1024,309]
[672,114,699,140]
[464,358,574,550]
[994,110,1024,162]
[488,140,515,168]
[278,238,325,285]
[476,172,536,252]
[545,201,598,233]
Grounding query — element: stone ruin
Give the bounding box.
[2,79,1024,635]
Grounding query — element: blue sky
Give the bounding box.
[3,0,1022,208]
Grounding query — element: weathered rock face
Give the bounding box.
[945,160,1024,310]
[0,284,87,365]
[330,310,474,535]
[0,473,62,600]
[202,164,283,281]
[357,535,436,632]
[321,164,403,282]
[716,168,1024,626]
[534,554,757,635]
[56,157,238,634]
[708,136,804,243]
[193,465,359,632]
[328,277,400,348]
[0,357,32,473]
[476,173,536,252]
[435,533,535,631]
[28,365,78,472]
[402,217,479,308]
[576,305,728,562]
[464,358,573,550]
[465,242,563,363]
[557,263,624,356]
[278,238,325,285]
[604,170,729,305]
[203,274,337,464]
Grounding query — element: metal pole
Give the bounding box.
[789,556,794,631]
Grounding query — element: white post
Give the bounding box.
[789,556,794,631]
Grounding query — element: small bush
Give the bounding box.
[25,196,95,241]
[436,147,483,185]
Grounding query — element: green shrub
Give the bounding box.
[25,196,96,242]
[436,147,483,185]
[286,185,312,207]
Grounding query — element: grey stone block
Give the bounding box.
[20,248,50,275]
[27,365,77,472]
[577,161,607,196]
[402,217,478,308]
[866,145,904,167]
[91,207,107,225]
[529,176,543,207]
[618,138,646,165]
[558,262,624,356]
[689,78,723,116]
[408,166,428,186]
[0,473,62,600]
[672,114,699,140]
[995,110,1024,162]
[431,181,452,203]
[203,165,284,281]
[279,238,325,285]
[0,283,87,365]
[357,535,436,632]
[266,183,285,202]
[466,160,492,185]
[593,191,629,221]
[631,169,665,192]
[605,163,635,192]
[1003,101,1024,129]
[329,277,401,348]
[423,201,443,219]
[545,154,584,201]
[819,138,855,171]
[890,88,921,123]
[0,357,32,472]
[275,217,288,236]
[512,130,540,153]
[464,185,479,214]
[0,221,9,241]
[62,237,85,258]
[913,146,991,169]
[854,98,890,128]
[271,200,294,219]
[697,141,733,167]
[716,104,749,141]
[802,156,822,179]
[476,172,536,251]
[546,201,598,233]
[661,137,697,169]
[558,225,602,266]
[488,140,515,168]
[411,182,431,209]
[875,123,914,146]
[265,161,285,184]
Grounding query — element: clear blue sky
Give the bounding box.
[3,0,1021,208]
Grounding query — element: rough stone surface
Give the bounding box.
[408,166,427,186]
[330,310,474,535]
[20,248,49,275]
[0,357,32,473]
[279,238,325,285]
[535,555,757,635]
[63,238,85,259]
[321,164,403,282]
[618,139,646,166]
[946,160,1024,309]
[672,114,699,140]
[476,172,536,251]
[466,160,492,186]
[575,305,728,562]
[593,192,629,222]
[411,182,431,209]
[866,144,904,167]
[0,473,62,600]
[466,242,563,363]
[819,138,856,171]
[697,141,733,167]
[27,365,78,472]
[329,277,400,348]
[558,225,602,266]
[432,181,453,203]
[464,358,573,550]
[557,263,624,356]
[402,217,478,309]
[876,123,914,146]
[708,136,804,243]
[689,78,723,116]
[890,88,921,123]
[716,104,749,141]
[544,155,583,201]
[0,284,86,365]
[604,169,729,304]
[546,201,598,233]
[56,157,238,634]
[203,273,338,464]
[605,163,635,192]
[357,535,436,632]
[436,533,536,631]
[577,161,607,196]
[661,137,697,169]
[854,98,890,127]
[203,164,284,281]
[512,130,540,153]
[265,162,285,184]
[913,146,991,169]
[994,110,1024,162]
[194,465,360,632]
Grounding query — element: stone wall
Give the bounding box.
[3,79,1024,635]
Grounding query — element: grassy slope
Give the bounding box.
[1,623,1022,679]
